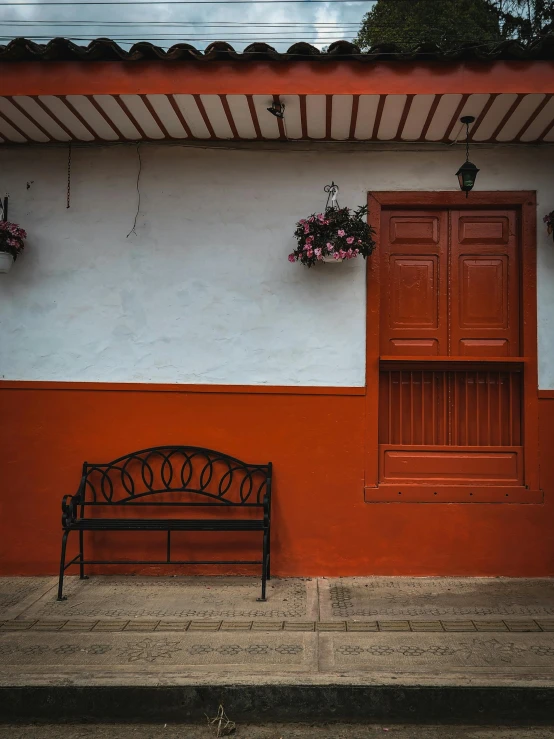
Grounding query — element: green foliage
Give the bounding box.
[355,0,503,50]
[354,0,553,51]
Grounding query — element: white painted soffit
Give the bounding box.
[0,92,552,144]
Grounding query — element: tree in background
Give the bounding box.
[497,0,553,38]
[354,0,554,51]
[355,0,503,50]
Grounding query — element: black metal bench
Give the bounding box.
[58,446,272,601]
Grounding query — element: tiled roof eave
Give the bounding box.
[1,36,554,63]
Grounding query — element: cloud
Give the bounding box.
[0,0,375,51]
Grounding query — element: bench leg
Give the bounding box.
[79,530,88,580]
[267,526,271,581]
[57,530,69,601]
[257,529,269,602]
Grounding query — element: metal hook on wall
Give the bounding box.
[324,182,340,210]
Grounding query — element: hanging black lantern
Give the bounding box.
[456,115,479,197]
[267,101,285,119]
[0,195,7,222]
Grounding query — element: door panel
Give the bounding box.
[451,210,519,357]
[390,256,439,327]
[381,448,521,484]
[380,210,448,356]
[456,214,510,244]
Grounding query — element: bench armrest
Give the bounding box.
[61,476,85,527]
[62,493,82,526]
[263,469,272,525]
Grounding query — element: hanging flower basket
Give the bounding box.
[0,220,27,273]
[544,211,554,243]
[288,183,376,267]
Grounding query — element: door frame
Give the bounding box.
[364,191,540,503]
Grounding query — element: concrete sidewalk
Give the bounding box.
[1,576,554,723]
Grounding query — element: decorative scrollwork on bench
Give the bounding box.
[81,446,269,506]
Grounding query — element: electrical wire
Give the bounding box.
[0,1,380,5]
[0,20,364,23]
[0,33,365,37]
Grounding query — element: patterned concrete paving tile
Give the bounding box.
[409,621,444,631]
[283,622,315,631]
[346,622,379,631]
[21,576,318,621]
[0,630,316,674]
[442,621,477,632]
[506,620,542,632]
[537,620,554,631]
[0,578,57,621]
[318,632,554,676]
[0,621,36,631]
[319,577,554,620]
[474,620,508,632]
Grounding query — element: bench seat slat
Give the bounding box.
[69,518,265,531]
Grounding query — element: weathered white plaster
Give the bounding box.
[0,144,553,386]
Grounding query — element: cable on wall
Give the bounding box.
[126,142,142,238]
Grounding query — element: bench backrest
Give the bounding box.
[80,446,271,507]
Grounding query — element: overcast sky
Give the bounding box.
[0,0,375,51]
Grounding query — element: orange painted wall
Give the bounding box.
[1,384,554,577]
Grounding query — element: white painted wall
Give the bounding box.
[1,144,554,387]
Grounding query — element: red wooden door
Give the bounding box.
[378,208,523,487]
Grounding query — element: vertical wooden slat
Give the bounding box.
[388,370,393,444]
[486,372,491,446]
[410,370,414,445]
[509,372,514,446]
[464,371,469,445]
[399,370,403,446]
[421,371,425,445]
[498,372,503,446]
[432,372,436,445]
[475,372,481,446]
[443,372,447,446]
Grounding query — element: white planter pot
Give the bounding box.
[0,252,14,273]
[322,255,343,263]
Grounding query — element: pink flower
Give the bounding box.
[304,224,311,234]
[314,247,322,257]
[346,236,354,244]
[288,254,296,263]
[317,213,326,223]
[307,249,314,257]
[333,252,341,260]
[337,229,345,237]
[355,248,360,255]
[326,242,334,251]
[306,234,314,242]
